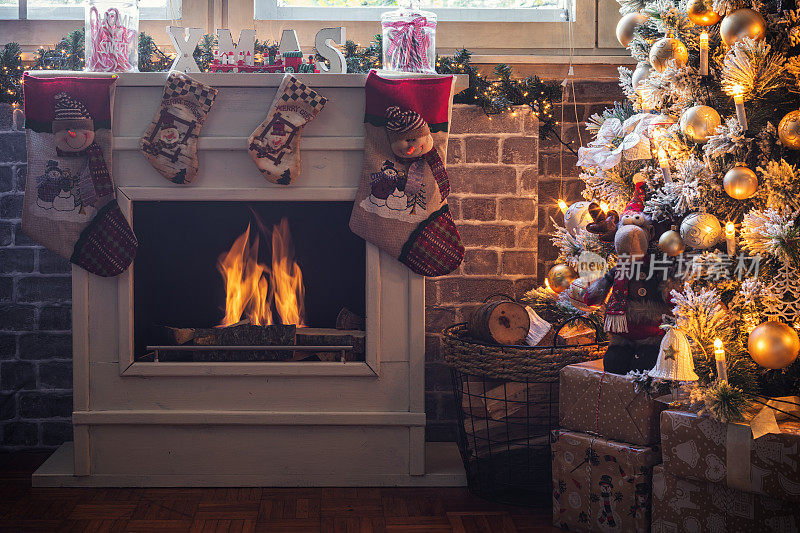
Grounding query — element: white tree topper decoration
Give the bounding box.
[762,257,800,322]
[216,29,256,67]
[167,26,204,73]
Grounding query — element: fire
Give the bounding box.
[217,217,305,327]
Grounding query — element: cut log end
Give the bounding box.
[467,301,531,346]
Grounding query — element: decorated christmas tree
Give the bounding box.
[527,0,800,417]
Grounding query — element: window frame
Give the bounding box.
[0,0,182,20]
[254,0,571,23]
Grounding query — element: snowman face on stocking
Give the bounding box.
[54,128,95,153]
[252,113,298,166]
[158,125,180,147]
[385,106,434,159]
[390,132,433,159]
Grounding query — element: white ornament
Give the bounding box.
[762,257,800,323]
[216,29,255,67]
[167,26,203,73]
[564,201,594,236]
[315,27,347,74]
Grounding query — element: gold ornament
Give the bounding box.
[778,110,800,150]
[616,12,648,47]
[686,0,721,26]
[547,264,578,294]
[631,62,653,95]
[680,211,722,249]
[649,37,689,72]
[748,321,800,369]
[658,227,685,256]
[720,8,766,47]
[679,105,721,143]
[723,164,758,200]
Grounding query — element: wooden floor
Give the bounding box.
[0,452,559,533]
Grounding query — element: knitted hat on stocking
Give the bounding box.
[52,92,94,133]
[385,106,430,144]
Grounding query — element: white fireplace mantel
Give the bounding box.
[31,72,467,487]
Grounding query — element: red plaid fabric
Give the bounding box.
[399,206,464,277]
[424,148,450,200]
[71,201,138,277]
[86,143,114,198]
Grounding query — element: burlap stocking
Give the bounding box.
[140,72,218,184]
[21,74,137,277]
[248,75,327,185]
[349,72,464,277]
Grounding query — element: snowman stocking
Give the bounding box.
[21,74,137,277]
[248,75,327,185]
[140,72,218,184]
[349,72,464,277]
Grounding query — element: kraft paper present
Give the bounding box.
[661,409,800,503]
[559,359,668,445]
[651,465,800,533]
[552,429,661,532]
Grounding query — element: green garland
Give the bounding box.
[1,31,562,140]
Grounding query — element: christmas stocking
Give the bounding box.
[248,74,327,185]
[21,74,137,277]
[349,72,464,277]
[140,72,218,184]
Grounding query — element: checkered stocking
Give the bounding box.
[140,72,218,184]
[248,75,327,185]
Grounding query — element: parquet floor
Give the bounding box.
[0,452,559,533]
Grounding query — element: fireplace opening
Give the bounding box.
[132,201,366,363]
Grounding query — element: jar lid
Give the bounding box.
[381,6,437,23]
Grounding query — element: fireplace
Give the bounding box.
[32,71,467,487]
[132,201,367,363]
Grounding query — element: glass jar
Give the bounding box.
[85,0,139,72]
[381,4,437,74]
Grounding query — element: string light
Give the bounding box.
[558,199,568,213]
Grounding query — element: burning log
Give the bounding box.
[293,328,365,362]
[153,323,296,362]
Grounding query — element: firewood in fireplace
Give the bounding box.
[153,323,296,362]
[292,328,366,362]
[336,307,366,330]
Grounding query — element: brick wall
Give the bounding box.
[0,80,623,450]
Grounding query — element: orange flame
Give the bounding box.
[217,218,305,327]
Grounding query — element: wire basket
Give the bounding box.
[445,315,606,506]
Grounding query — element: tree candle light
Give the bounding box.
[733,86,748,131]
[725,221,736,255]
[658,147,673,183]
[700,32,709,76]
[714,338,728,382]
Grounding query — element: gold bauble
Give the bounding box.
[649,37,689,72]
[720,8,766,47]
[723,164,758,200]
[679,105,722,143]
[748,321,800,369]
[616,12,649,47]
[631,62,653,95]
[680,211,722,249]
[686,0,721,26]
[778,109,800,150]
[547,264,578,294]
[658,228,686,256]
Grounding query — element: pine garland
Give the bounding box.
[0,31,561,140]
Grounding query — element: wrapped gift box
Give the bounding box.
[651,465,800,533]
[552,429,661,532]
[661,410,800,503]
[559,359,667,445]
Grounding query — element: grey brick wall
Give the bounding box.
[0,103,74,450]
[0,79,623,450]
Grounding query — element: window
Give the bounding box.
[0,0,181,20]
[255,0,570,23]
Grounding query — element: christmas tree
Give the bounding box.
[528,0,800,416]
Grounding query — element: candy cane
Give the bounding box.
[86,5,137,72]
[383,16,434,72]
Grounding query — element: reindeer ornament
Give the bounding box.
[583,182,679,374]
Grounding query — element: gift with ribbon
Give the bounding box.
[661,407,800,502]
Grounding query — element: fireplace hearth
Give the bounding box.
[31,71,467,487]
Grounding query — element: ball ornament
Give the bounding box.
[680,211,722,249]
[658,228,686,256]
[723,165,758,200]
[778,110,800,150]
[649,37,689,72]
[679,105,721,144]
[616,12,649,47]
[687,0,721,26]
[748,321,800,369]
[547,264,578,294]
[720,8,766,47]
